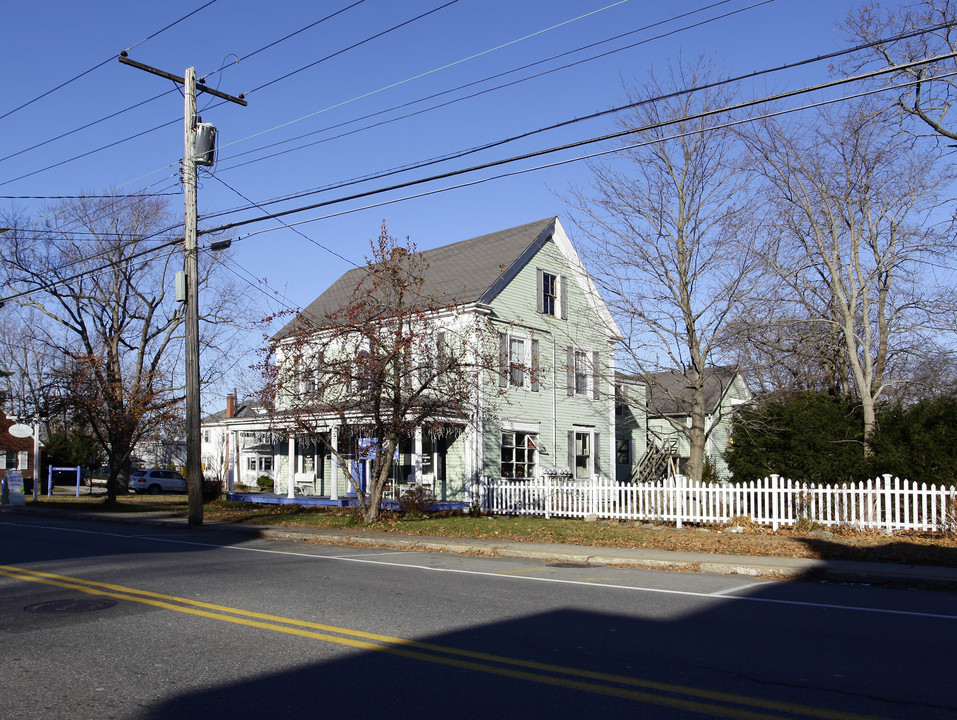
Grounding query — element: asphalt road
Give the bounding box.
[1,513,955,720]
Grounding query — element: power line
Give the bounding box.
[0,2,369,170]
[214,0,754,170]
[243,0,464,96]
[215,0,629,157]
[0,191,180,200]
[200,0,370,81]
[239,71,957,246]
[0,89,178,166]
[4,67,951,308]
[0,0,464,192]
[201,52,957,239]
[0,236,182,305]
[203,20,954,224]
[207,173,359,269]
[0,0,219,123]
[0,116,181,189]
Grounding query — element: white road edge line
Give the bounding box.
[6,519,957,622]
[710,581,770,596]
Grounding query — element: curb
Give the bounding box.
[6,506,957,589]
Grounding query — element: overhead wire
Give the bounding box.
[214,0,630,156]
[214,0,754,170]
[204,3,957,219]
[0,0,219,123]
[241,0,465,96]
[0,236,183,305]
[0,191,180,200]
[200,22,957,227]
[207,173,359,269]
[0,1,369,168]
[2,65,949,308]
[204,0,795,217]
[199,0,369,82]
[0,0,466,192]
[233,70,957,246]
[200,51,957,239]
[5,18,956,304]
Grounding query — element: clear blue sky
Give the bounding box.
[3,0,872,395]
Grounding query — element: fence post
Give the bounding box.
[544,472,551,520]
[883,474,893,534]
[675,474,683,529]
[770,474,780,531]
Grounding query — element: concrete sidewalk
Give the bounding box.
[6,504,957,589]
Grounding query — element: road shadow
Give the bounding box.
[135,596,956,719]
[794,535,957,569]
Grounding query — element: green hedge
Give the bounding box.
[725,392,957,487]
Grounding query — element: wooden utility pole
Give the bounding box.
[183,67,202,525]
[119,55,246,526]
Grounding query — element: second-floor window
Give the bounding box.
[567,347,598,399]
[574,350,589,395]
[499,332,540,391]
[509,337,526,387]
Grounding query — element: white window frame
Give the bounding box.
[501,430,538,479]
[573,430,592,479]
[537,268,566,319]
[542,271,558,317]
[574,349,590,396]
[509,335,527,388]
[18,451,29,470]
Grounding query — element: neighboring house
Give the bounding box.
[201,394,275,488]
[259,217,622,503]
[616,367,751,483]
[135,437,186,471]
[0,413,37,481]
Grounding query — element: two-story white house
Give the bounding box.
[233,217,622,505]
[201,394,276,489]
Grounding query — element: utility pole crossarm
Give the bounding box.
[118,54,248,106]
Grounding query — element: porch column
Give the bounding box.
[287,435,296,499]
[329,426,339,501]
[227,430,236,493]
[233,430,241,490]
[413,427,423,486]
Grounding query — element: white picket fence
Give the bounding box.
[481,473,957,533]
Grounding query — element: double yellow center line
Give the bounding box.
[0,564,885,720]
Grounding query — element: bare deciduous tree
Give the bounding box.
[566,58,759,481]
[1,194,246,502]
[742,101,956,453]
[842,0,957,141]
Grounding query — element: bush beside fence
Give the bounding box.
[481,474,957,533]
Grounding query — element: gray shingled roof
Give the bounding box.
[621,367,739,416]
[202,399,265,424]
[273,218,557,340]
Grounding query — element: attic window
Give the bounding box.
[542,272,557,315]
[537,269,566,319]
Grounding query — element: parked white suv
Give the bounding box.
[130,469,187,494]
